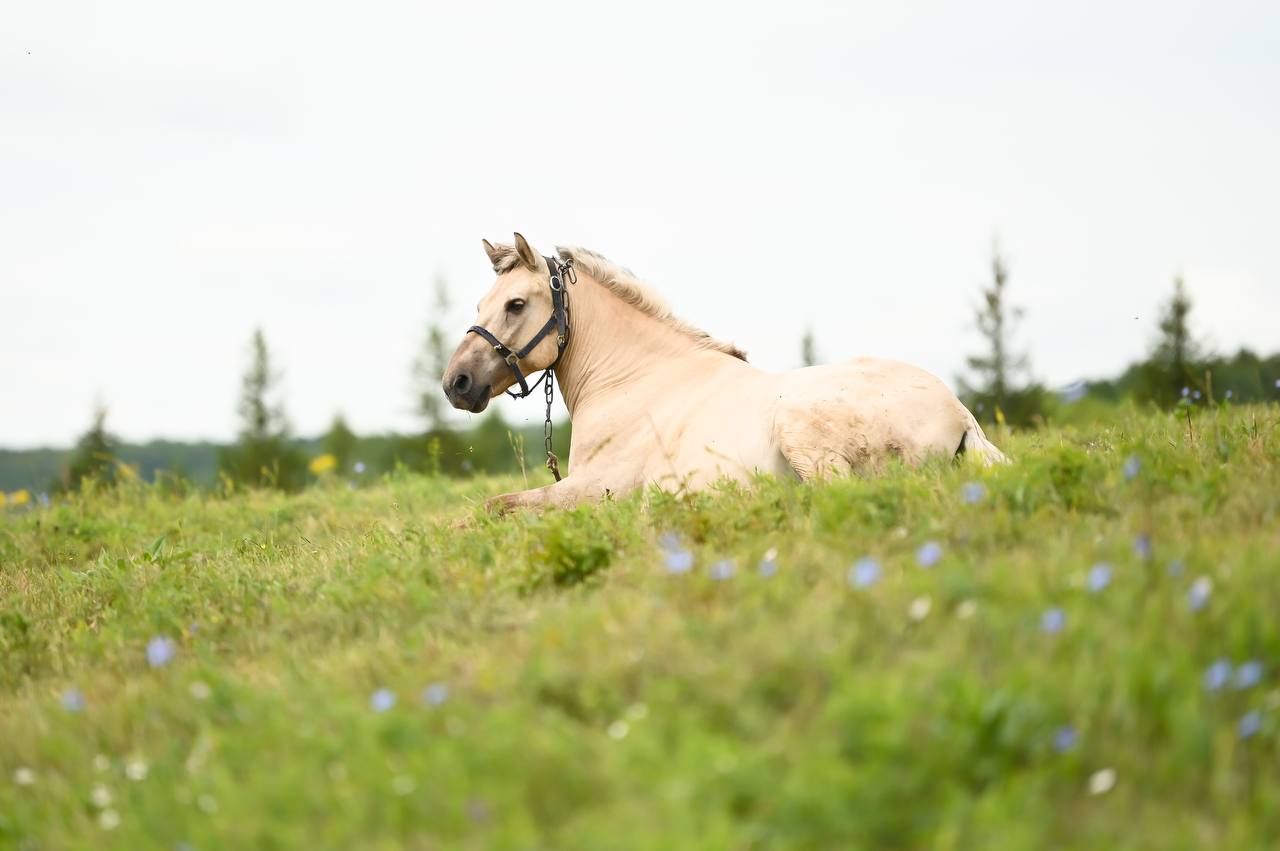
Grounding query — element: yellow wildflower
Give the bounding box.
[309,454,338,476]
[0,492,6,508]
[10,489,31,506]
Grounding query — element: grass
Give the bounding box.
[2,405,1279,850]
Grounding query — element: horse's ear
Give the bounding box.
[482,238,502,270]
[513,232,540,271]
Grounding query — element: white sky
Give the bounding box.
[3,0,1277,448]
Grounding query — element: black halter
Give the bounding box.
[467,255,574,398]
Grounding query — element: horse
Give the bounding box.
[443,233,1006,513]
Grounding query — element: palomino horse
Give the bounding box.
[443,234,1006,512]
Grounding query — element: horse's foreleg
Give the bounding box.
[483,477,588,515]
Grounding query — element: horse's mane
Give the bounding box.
[487,242,747,361]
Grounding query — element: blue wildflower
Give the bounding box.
[1203,659,1232,692]
[1239,711,1262,740]
[422,682,449,707]
[1188,577,1212,612]
[1053,725,1078,753]
[1087,563,1112,593]
[848,557,881,589]
[1041,608,1065,634]
[664,549,694,574]
[659,532,694,573]
[1225,390,1233,401]
[1192,390,1202,400]
[61,688,86,712]
[353,461,367,474]
[370,688,396,712]
[1122,455,1140,481]
[708,560,735,581]
[757,548,778,578]
[1133,534,1153,561]
[961,482,986,504]
[1234,660,1263,690]
[146,637,176,669]
[916,541,943,568]
[1181,386,1190,398]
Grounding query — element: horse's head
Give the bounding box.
[443,233,565,413]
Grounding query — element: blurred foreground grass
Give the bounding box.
[2,406,1279,849]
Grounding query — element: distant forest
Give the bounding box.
[0,416,560,495]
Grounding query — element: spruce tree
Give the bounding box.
[958,242,1046,426]
[1136,277,1204,408]
[219,329,305,489]
[801,327,819,368]
[62,404,119,491]
[322,413,358,471]
[412,274,453,432]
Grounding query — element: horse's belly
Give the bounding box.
[642,391,793,489]
[771,359,970,474]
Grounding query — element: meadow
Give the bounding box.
[2,405,1278,850]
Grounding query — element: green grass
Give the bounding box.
[2,406,1279,850]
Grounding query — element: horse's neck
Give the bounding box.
[554,276,713,417]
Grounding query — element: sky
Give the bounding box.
[3,0,1278,448]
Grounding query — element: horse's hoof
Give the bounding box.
[484,495,517,516]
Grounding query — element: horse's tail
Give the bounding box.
[957,408,1009,466]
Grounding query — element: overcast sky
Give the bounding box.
[3,0,1277,448]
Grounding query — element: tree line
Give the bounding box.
[953,243,1278,427]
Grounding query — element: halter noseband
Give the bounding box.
[466,255,575,399]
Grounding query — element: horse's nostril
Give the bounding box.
[452,372,472,395]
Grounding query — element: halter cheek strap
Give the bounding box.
[466,254,574,482]
[466,255,573,399]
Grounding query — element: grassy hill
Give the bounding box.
[2,405,1278,849]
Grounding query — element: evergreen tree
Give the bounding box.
[61,403,119,491]
[1135,277,1205,408]
[323,413,358,471]
[801,327,819,368]
[412,274,453,432]
[219,328,305,489]
[958,242,1046,427]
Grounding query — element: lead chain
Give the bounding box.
[544,370,561,481]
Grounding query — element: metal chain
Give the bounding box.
[541,256,573,483]
[544,369,561,481]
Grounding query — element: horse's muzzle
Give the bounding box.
[443,370,491,413]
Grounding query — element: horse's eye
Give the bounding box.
[505,299,526,314]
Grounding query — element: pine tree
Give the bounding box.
[323,413,358,471]
[412,274,453,432]
[219,329,305,489]
[958,242,1046,426]
[1136,277,1205,408]
[62,403,119,491]
[801,327,819,368]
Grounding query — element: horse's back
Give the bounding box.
[771,357,991,479]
